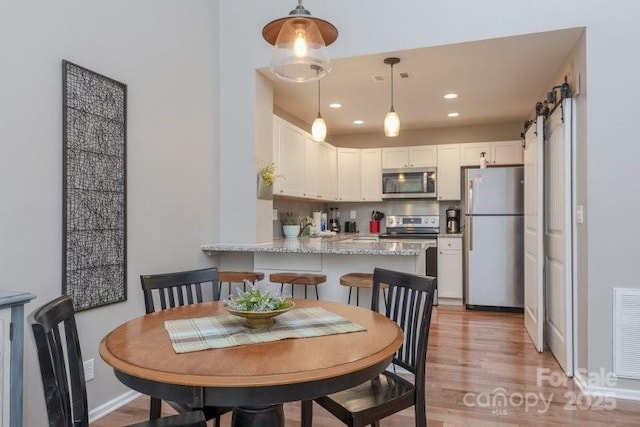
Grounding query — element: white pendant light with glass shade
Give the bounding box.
[383,57,400,137]
[262,1,338,83]
[311,65,327,141]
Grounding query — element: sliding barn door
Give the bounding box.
[524,117,545,352]
[544,99,574,375]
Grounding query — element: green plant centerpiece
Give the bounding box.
[224,283,294,329]
[280,211,301,238]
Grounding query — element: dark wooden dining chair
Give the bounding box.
[29,295,207,427]
[302,268,437,427]
[140,267,231,425]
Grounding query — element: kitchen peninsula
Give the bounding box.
[201,235,428,305]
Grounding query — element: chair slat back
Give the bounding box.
[29,295,89,427]
[372,268,436,377]
[140,267,219,314]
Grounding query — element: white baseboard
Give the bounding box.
[89,390,142,423]
[574,371,640,402]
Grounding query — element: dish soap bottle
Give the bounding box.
[480,152,487,169]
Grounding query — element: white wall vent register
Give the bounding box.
[614,288,640,379]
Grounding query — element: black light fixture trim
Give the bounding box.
[262,1,338,46]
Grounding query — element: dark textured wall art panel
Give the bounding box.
[62,60,127,311]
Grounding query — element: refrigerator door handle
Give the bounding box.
[468,216,473,251]
[467,178,473,215]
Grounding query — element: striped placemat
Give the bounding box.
[164,307,366,353]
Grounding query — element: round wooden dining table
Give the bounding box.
[99,299,403,427]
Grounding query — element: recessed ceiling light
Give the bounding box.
[448,112,459,118]
[329,103,342,109]
[444,93,458,99]
[353,120,364,125]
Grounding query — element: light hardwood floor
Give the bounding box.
[92,306,640,426]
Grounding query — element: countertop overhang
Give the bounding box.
[201,234,433,256]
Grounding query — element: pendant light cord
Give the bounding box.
[390,62,395,112]
[317,79,322,118]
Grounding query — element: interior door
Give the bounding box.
[544,99,574,375]
[524,117,545,352]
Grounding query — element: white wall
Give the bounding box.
[330,122,522,148]
[0,0,219,424]
[218,0,640,394]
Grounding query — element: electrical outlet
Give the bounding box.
[83,359,95,382]
[272,209,278,221]
[350,210,356,220]
[576,205,584,224]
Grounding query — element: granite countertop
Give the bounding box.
[201,234,431,256]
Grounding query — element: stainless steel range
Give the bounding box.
[379,215,439,304]
[379,215,440,240]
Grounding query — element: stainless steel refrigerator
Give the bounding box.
[464,166,524,309]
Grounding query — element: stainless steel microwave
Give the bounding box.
[381,167,437,199]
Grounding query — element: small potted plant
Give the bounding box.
[280,211,301,238]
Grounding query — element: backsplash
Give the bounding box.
[273,198,458,237]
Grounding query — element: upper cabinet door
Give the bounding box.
[316,141,336,201]
[360,148,382,201]
[460,140,524,166]
[382,146,437,168]
[303,136,320,199]
[275,118,305,198]
[460,142,491,166]
[381,147,410,168]
[325,144,338,201]
[490,140,524,165]
[408,146,437,167]
[437,144,461,201]
[337,148,361,201]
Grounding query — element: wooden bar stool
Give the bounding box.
[339,273,388,306]
[218,271,265,298]
[269,273,326,299]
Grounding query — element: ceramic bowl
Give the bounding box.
[224,301,294,329]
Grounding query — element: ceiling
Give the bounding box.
[260,28,584,136]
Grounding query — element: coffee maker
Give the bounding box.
[328,207,341,232]
[446,207,461,233]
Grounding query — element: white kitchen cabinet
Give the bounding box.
[273,117,305,198]
[317,141,337,201]
[360,148,382,201]
[381,147,409,168]
[437,238,463,301]
[460,142,491,166]
[460,140,523,166]
[408,146,437,167]
[490,140,523,165]
[382,145,436,168]
[337,148,361,201]
[327,144,338,201]
[303,136,319,199]
[436,144,461,201]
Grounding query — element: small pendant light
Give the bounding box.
[383,57,401,137]
[262,1,338,83]
[311,65,327,141]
